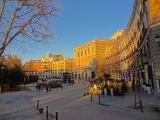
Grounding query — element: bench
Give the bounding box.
[146,103,160,111]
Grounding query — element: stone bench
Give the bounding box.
[146,103,160,111]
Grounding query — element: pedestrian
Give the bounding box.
[126,81,129,92]
[72,79,74,85]
[46,83,49,92]
[136,80,140,92]
[36,82,39,91]
[60,81,63,89]
[38,83,41,92]
[132,80,135,92]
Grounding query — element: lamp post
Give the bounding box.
[97,86,101,104]
[132,69,137,109]
[0,66,4,93]
[24,76,26,89]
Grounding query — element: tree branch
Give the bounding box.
[0,0,6,23]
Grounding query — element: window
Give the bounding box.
[144,46,147,58]
[92,46,94,53]
[146,40,151,59]
[81,51,83,56]
[77,52,79,57]
[85,50,86,55]
[88,48,90,54]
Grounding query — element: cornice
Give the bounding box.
[105,0,141,53]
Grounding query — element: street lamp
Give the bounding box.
[24,76,26,89]
[0,66,4,93]
[131,69,137,109]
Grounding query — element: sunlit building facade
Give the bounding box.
[23,60,42,76]
[24,53,74,78]
[105,0,160,98]
[73,39,109,80]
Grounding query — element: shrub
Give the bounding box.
[8,80,15,88]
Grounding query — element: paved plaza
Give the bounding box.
[0,80,160,120]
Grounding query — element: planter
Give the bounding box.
[110,88,113,96]
[146,87,151,94]
[142,85,146,91]
[104,88,107,95]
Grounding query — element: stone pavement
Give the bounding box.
[0,80,160,120]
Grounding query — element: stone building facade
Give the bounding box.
[105,0,160,98]
[73,39,109,80]
[24,53,74,79]
[23,0,160,98]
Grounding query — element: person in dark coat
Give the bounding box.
[46,83,49,92]
[36,82,39,91]
[132,80,135,92]
[38,83,41,92]
[136,80,140,92]
[60,81,63,89]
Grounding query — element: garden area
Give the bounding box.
[0,65,38,93]
[88,76,128,96]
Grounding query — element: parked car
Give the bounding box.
[49,80,61,88]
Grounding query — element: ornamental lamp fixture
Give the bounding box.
[155,34,160,46]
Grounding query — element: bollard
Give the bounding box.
[37,100,39,110]
[140,100,143,112]
[46,106,48,120]
[134,86,137,109]
[91,93,92,101]
[56,112,58,120]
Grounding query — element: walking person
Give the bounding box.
[46,83,49,92]
[126,81,129,92]
[36,82,39,91]
[60,81,63,89]
[72,79,74,85]
[38,82,41,92]
[132,80,135,92]
[136,80,140,92]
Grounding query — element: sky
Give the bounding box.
[10,0,134,64]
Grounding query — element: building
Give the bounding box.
[105,0,160,98]
[23,53,74,79]
[23,0,160,98]
[73,39,109,80]
[23,60,42,76]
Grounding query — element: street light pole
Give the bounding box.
[0,66,4,93]
[132,69,137,109]
[24,77,26,89]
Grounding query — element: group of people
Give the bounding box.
[35,80,64,92]
[132,80,140,92]
[35,81,49,92]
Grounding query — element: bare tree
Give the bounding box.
[0,0,62,56]
[6,54,22,68]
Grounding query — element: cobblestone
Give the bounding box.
[0,80,160,120]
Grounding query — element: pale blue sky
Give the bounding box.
[11,0,134,64]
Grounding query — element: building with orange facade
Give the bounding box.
[23,53,74,79]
